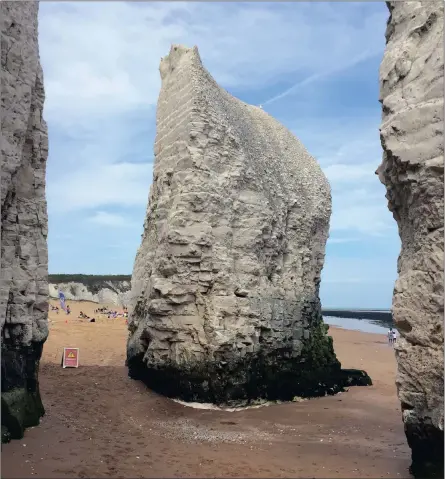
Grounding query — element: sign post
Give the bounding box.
[62,348,79,368]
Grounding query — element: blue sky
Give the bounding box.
[39,1,400,309]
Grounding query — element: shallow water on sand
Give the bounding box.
[323,315,389,334]
[172,399,279,411]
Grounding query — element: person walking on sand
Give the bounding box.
[388,328,394,345]
[392,328,397,344]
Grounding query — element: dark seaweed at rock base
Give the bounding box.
[1,342,46,443]
[127,317,372,406]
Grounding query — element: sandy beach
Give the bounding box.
[1,300,412,478]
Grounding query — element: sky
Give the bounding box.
[39,1,400,309]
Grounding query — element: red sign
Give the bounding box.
[62,348,79,368]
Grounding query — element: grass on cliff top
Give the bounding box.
[49,274,132,294]
[48,274,131,285]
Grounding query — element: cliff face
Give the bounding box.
[1,2,49,442]
[49,280,131,307]
[377,1,444,476]
[127,45,370,405]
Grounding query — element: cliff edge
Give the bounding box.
[1,2,49,442]
[377,2,444,476]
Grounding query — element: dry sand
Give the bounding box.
[1,300,412,478]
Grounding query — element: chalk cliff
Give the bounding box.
[1,2,49,442]
[49,283,130,307]
[377,1,444,476]
[127,45,371,405]
[49,275,131,307]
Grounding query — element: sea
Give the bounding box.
[322,311,393,334]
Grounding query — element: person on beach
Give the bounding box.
[388,328,394,345]
[392,329,397,344]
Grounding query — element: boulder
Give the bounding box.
[127,45,371,405]
[1,2,48,442]
[377,1,444,476]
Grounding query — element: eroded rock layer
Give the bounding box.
[377,2,444,476]
[127,45,371,405]
[1,2,49,442]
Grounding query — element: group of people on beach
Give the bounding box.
[94,306,128,319]
[51,304,70,314]
[94,307,109,314]
[78,311,96,322]
[78,307,127,323]
[51,302,129,324]
[387,327,398,345]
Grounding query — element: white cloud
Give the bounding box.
[106,242,137,249]
[87,211,131,228]
[323,162,378,183]
[50,233,73,241]
[39,1,396,288]
[292,119,384,167]
[38,2,398,307]
[320,253,398,308]
[263,47,381,106]
[321,256,397,285]
[288,119,395,238]
[327,236,360,245]
[48,162,152,214]
[324,157,393,237]
[330,189,392,236]
[322,277,364,285]
[40,2,388,223]
[327,172,393,237]
[39,2,386,123]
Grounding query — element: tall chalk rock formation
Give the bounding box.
[377,2,444,476]
[1,2,49,442]
[127,45,370,404]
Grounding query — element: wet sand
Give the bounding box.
[1,300,412,478]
